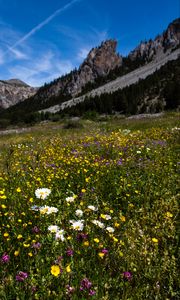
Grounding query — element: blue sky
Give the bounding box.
[0,0,179,86]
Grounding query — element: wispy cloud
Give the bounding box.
[8,51,74,86]
[8,47,28,59]
[8,0,82,51]
[0,49,5,64]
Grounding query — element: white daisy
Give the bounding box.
[35,188,51,200]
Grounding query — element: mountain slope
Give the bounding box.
[0,18,179,122]
[0,79,37,109]
[59,56,180,116]
[40,48,180,113]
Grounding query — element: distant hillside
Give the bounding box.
[0,79,37,109]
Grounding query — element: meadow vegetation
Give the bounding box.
[0,113,179,299]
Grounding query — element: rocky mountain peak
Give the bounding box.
[81,39,122,77]
[34,39,122,99]
[128,18,180,61]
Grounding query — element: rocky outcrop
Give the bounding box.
[128,18,180,61]
[40,48,180,114]
[0,79,37,109]
[34,39,122,100]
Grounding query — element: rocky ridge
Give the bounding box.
[129,18,180,61]
[33,39,122,102]
[40,48,180,113]
[0,18,179,111]
[0,79,37,109]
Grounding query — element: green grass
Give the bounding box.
[0,113,179,299]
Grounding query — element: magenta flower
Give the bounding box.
[16,271,28,282]
[89,289,96,296]
[80,278,92,290]
[66,249,74,256]
[77,233,88,241]
[1,253,10,264]
[123,271,132,281]
[101,249,108,254]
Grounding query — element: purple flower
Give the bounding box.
[123,271,132,281]
[32,242,41,250]
[66,248,74,256]
[32,226,40,233]
[31,286,37,293]
[80,278,92,290]
[77,233,88,241]
[54,256,63,264]
[117,159,123,165]
[89,289,96,296]
[101,249,108,254]
[16,271,28,282]
[1,253,10,264]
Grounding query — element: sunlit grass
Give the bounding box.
[0,113,179,299]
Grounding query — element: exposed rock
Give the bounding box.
[0,79,37,109]
[1,19,179,111]
[128,18,180,61]
[34,39,122,100]
[40,48,180,114]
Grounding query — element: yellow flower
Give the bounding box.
[112,237,118,243]
[81,189,86,193]
[51,265,60,277]
[17,234,23,239]
[114,222,120,228]
[16,188,21,193]
[23,243,30,248]
[66,265,71,273]
[94,238,99,243]
[120,216,126,222]
[1,204,7,209]
[14,251,19,256]
[98,252,105,259]
[152,238,158,243]
[166,212,173,218]
[4,232,9,237]
[83,241,89,247]
[28,252,33,257]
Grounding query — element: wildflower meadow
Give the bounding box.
[0,115,179,299]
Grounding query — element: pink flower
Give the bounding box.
[1,253,10,264]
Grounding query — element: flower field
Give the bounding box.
[0,116,179,299]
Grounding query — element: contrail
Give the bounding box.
[8,0,81,51]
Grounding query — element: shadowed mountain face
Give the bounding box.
[0,18,179,112]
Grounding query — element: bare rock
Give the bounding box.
[0,79,37,109]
